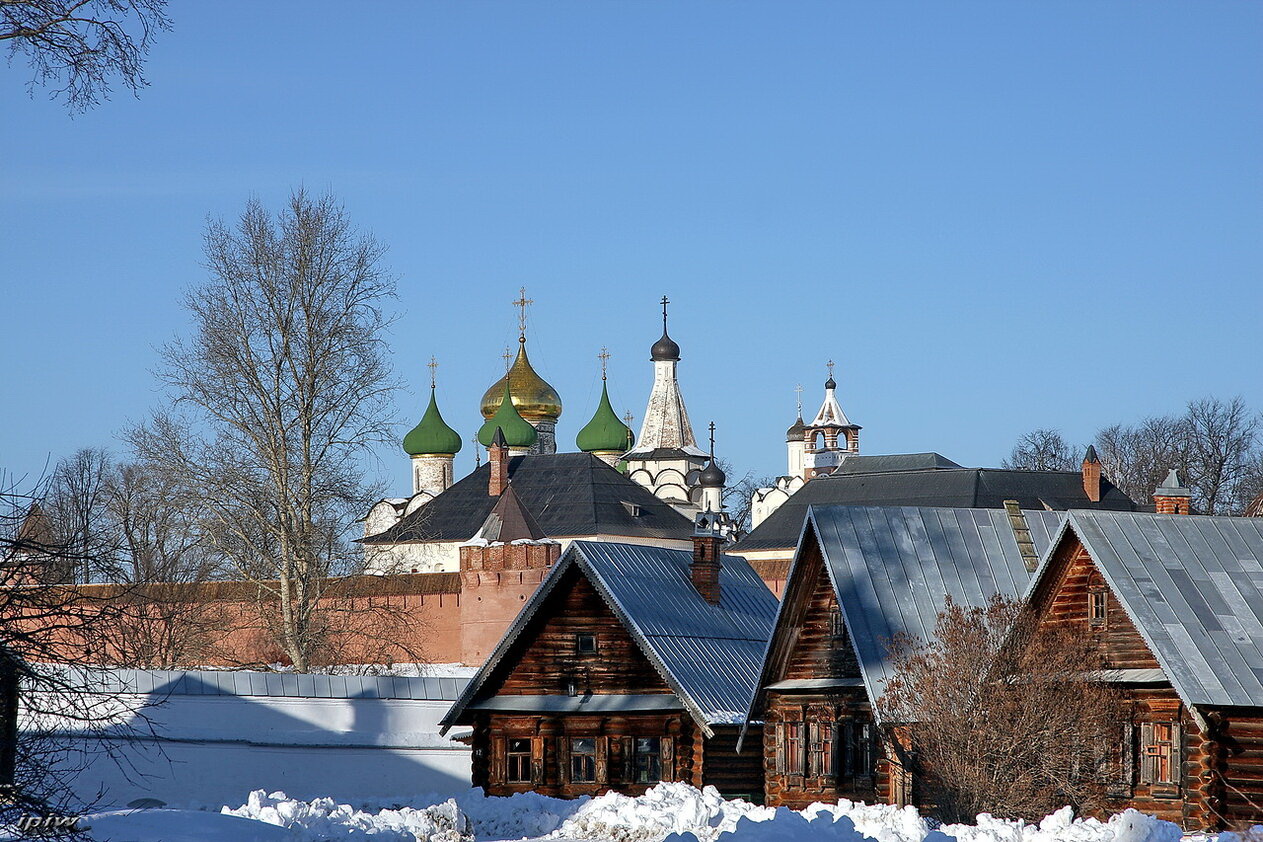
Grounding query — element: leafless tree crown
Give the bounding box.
[1002,428,1079,472]
[2,0,170,111]
[878,595,1123,823]
[130,190,399,672]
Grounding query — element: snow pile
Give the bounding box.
[222,790,472,842]
[661,798,1185,842]
[219,784,1192,842]
[544,783,768,841]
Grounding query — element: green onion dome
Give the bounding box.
[477,383,539,448]
[403,388,463,456]
[576,381,635,454]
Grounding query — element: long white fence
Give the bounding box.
[48,669,474,808]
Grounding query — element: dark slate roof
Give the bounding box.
[733,461,1138,552]
[365,452,693,544]
[790,505,1064,717]
[1028,511,1263,709]
[832,453,963,474]
[442,540,779,736]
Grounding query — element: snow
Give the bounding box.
[13,781,1253,842]
[211,783,1247,842]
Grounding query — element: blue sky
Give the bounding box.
[2,1,1261,492]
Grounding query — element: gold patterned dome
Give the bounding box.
[480,337,563,421]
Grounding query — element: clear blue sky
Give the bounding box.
[2,1,1261,492]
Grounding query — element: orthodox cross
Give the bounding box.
[660,295,670,330]
[513,287,533,338]
[598,347,610,380]
[427,356,438,389]
[502,346,512,372]
[794,383,803,415]
[827,359,836,379]
[708,421,716,458]
[472,435,481,467]
[623,411,635,449]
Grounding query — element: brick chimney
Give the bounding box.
[488,427,509,497]
[1153,468,1192,515]
[1081,445,1102,503]
[691,512,726,604]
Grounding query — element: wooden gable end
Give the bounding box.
[482,563,674,698]
[1033,531,1161,671]
[785,542,861,681]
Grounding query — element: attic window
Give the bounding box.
[1088,589,1107,625]
[828,607,846,639]
[623,502,642,517]
[576,633,597,654]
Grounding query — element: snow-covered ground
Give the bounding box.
[5,782,1256,842]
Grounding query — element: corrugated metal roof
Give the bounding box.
[1028,511,1263,709]
[41,667,470,701]
[806,505,1063,713]
[441,540,779,735]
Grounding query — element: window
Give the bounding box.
[841,721,875,778]
[1089,590,1107,624]
[809,722,835,777]
[507,738,532,784]
[634,737,661,784]
[576,634,597,654]
[784,723,805,775]
[570,738,596,783]
[828,607,846,639]
[1141,722,1177,786]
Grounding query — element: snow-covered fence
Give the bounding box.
[52,668,473,808]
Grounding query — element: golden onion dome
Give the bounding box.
[480,337,563,421]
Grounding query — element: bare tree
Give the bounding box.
[0,471,158,825]
[878,595,1123,823]
[716,458,774,540]
[1094,397,1261,515]
[43,448,118,584]
[2,0,170,111]
[1002,428,1079,472]
[130,190,399,672]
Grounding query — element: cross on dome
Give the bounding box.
[514,287,534,339]
[598,347,610,380]
[427,356,438,389]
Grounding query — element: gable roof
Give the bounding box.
[365,452,693,544]
[750,505,1064,723]
[1027,511,1263,709]
[733,463,1137,552]
[473,482,546,542]
[441,540,779,737]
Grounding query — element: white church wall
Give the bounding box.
[363,541,460,574]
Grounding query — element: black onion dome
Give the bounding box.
[699,459,727,488]
[824,375,836,390]
[786,414,807,442]
[651,330,681,362]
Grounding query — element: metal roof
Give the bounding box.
[469,694,684,713]
[44,667,470,701]
[802,505,1064,714]
[733,465,1137,552]
[441,539,779,736]
[1027,511,1263,709]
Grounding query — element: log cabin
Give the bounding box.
[1023,509,1263,829]
[743,504,1064,809]
[439,513,778,801]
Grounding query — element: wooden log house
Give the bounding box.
[440,514,779,801]
[742,504,1064,809]
[1022,510,1263,829]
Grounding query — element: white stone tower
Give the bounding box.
[801,361,861,479]
[623,296,709,515]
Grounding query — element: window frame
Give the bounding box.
[1088,588,1108,625]
[506,738,532,784]
[633,736,662,784]
[570,737,597,783]
[576,633,598,654]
